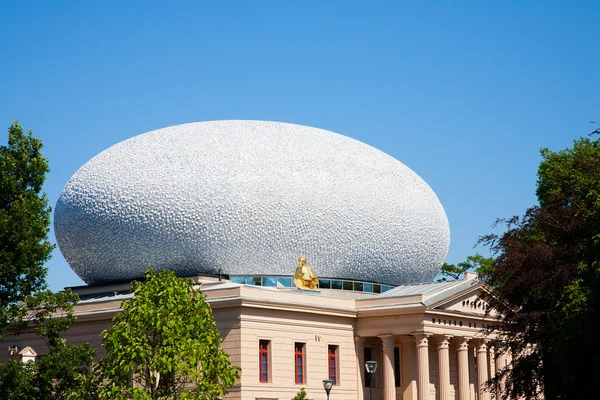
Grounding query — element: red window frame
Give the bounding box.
[259,340,269,383]
[328,345,338,385]
[294,343,305,384]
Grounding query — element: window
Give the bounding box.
[364,347,373,387]
[294,342,306,384]
[328,345,339,385]
[394,347,401,387]
[259,340,270,383]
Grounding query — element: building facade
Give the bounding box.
[4,273,505,400]
[5,121,507,399]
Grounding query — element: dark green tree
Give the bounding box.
[100,269,240,400]
[0,122,98,399]
[481,136,600,400]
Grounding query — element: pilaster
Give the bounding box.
[355,336,365,400]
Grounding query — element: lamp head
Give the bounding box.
[322,379,333,394]
[365,360,378,373]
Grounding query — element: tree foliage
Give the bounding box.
[438,254,494,281]
[0,122,97,399]
[292,388,310,400]
[481,136,600,400]
[100,269,240,399]
[0,121,54,334]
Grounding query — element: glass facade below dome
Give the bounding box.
[229,276,394,294]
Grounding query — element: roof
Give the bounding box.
[376,277,482,306]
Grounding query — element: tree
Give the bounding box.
[100,269,240,399]
[438,254,494,281]
[0,121,54,334]
[480,136,600,400]
[292,388,310,400]
[0,122,98,399]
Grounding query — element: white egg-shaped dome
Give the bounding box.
[55,120,450,285]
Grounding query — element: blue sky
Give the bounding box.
[1,1,599,292]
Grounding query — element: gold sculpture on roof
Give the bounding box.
[293,257,319,290]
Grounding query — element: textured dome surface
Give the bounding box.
[55,120,450,285]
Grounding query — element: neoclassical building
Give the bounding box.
[3,121,506,399]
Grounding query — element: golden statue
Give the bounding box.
[294,256,319,290]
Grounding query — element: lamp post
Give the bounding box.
[322,379,333,400]
[365,361,378,400]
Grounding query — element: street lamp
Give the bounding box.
[322,379,333,400]
[365,361,378,400]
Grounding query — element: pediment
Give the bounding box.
[18,346,37,357]
[429,285,498,317]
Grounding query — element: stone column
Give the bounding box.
[436,335,451,400]
[456,337,470,400]
[476,340,490,400]
[379,335,396,400]
[415,333,430,400]
[496,348,509,396]
[488,344,497,400]
[355,337,365,400]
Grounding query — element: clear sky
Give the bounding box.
[1,1,599,292]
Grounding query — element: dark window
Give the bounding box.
[394,347,401,387]
[259,340,270,383]
[328,345,339,385]
[373,284,381,294]
[319,279,331,289]
[332,280,342,290]
[354,282,364,291]
[342,281,353,291]
[295,342,306,384]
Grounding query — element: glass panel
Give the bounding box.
[364,283,373,292]
[262,277,276,287]
[342,281,353,291]
[353,282,363,291]
[277,277,292,287]
[382,285,391,292]
[331,280,342,290]
[319,279,331,289]
[245,276,255,284]
[231,276,245,284]
[373,284,381,294]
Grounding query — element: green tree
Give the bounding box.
[0,121,54,334]
[0,122,98,399]
[100,269,240,400]
[292,388,310,400]
[438,254,494,281]
[481,136,600,399]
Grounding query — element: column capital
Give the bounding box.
[378,334,395,349]
[436,334,453,349]
[412,332,431,348]
[474,338,489,352]
[455,336,470,351]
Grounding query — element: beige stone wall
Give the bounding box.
[238,306,357,400]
